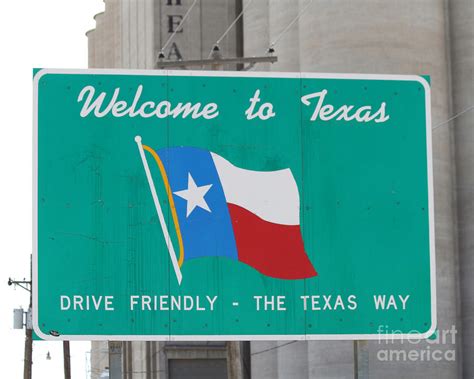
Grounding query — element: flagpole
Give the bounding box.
[135,136,183,285]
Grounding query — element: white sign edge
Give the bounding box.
[32,68,436,341]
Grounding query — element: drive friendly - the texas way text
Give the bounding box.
[59,294,410,312]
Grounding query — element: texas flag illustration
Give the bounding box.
[135,136,317,284]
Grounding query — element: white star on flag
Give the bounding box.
[173,173,213,217]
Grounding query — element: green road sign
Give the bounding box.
[33,69,435,341]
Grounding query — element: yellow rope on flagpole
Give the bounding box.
[143,145,185,268]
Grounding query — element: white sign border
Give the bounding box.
[33,68,436,341]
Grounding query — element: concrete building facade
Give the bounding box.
[87,0,239,69]
[87,0,473,378]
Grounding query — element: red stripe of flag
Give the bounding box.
[227,204,317,280]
